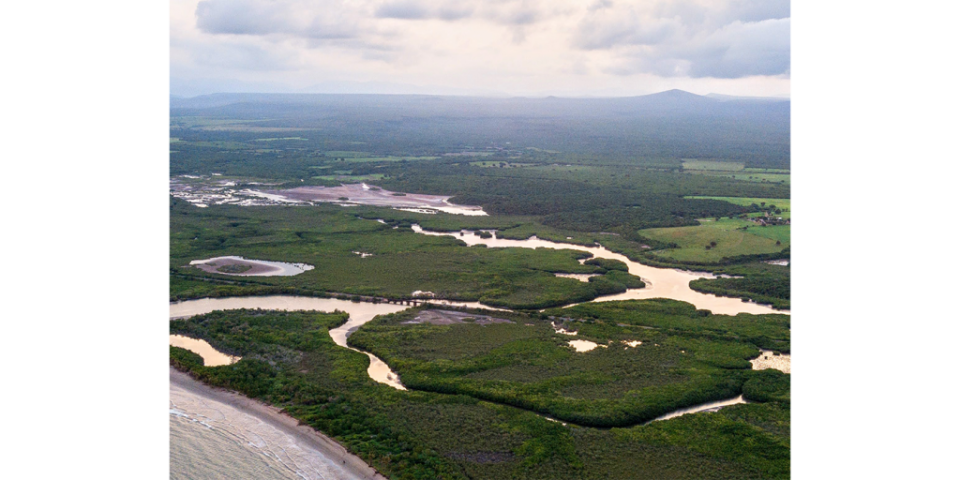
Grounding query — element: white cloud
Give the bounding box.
[171,0,791,96]
[574,0,790,78]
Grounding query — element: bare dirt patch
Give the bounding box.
[190,256,314,277]
[193,258,281,275]
[402,309,513,326]
[266,183,486,215]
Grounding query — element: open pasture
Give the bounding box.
[641,218,788,263]
[682,160,745,171]
[694,172,790,184]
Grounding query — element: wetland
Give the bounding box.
[170,92,791,479]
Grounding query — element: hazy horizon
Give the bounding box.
[170,87,791,100]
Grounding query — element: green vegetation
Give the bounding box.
[584,257,630,272]
[689,263,791,310]
[469,161,535,168]
[172,305,789,479]
[351,299,789,428]
[685,196,790,219]
[170,200,645,309]
[311,173,388,182]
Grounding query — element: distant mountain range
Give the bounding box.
[171,89,787,109]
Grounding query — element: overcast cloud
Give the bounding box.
[172,0,790,97]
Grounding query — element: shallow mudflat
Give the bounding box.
[401,309,512,326]
[190,256,314,277]
[266,183,487,215]
[751,350,791,373]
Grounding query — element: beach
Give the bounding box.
[167,365,386,480]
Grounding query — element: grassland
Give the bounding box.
[747,225,790,243]
[744,167,790,174]
[172,305,789,479]
[640,218,788,264]
[679,159,789,185]
[694,172,791,184]
[682,160,745,171]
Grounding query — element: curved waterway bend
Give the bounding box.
[171,296,411,389]
[410,225,789,316]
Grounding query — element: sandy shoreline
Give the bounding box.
[170,367,387,480]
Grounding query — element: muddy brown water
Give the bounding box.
[411,225,790,316]
[169,335,240,366]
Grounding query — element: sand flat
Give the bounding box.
[267,183,486,215]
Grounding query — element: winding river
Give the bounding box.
[171,223,790,438]
[410,225,789,316]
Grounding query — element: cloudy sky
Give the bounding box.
[171,0,789,97]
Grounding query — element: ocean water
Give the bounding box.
[170,381,365,480]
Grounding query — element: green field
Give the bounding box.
[746,225,790,243]
[695,172,791,184]
[678,160,789,185]
[641,218,788,263]
[686,197,790,219]
[682,160,745,171]
[743,167,790,174]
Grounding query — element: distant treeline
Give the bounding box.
[172,92,789,168]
